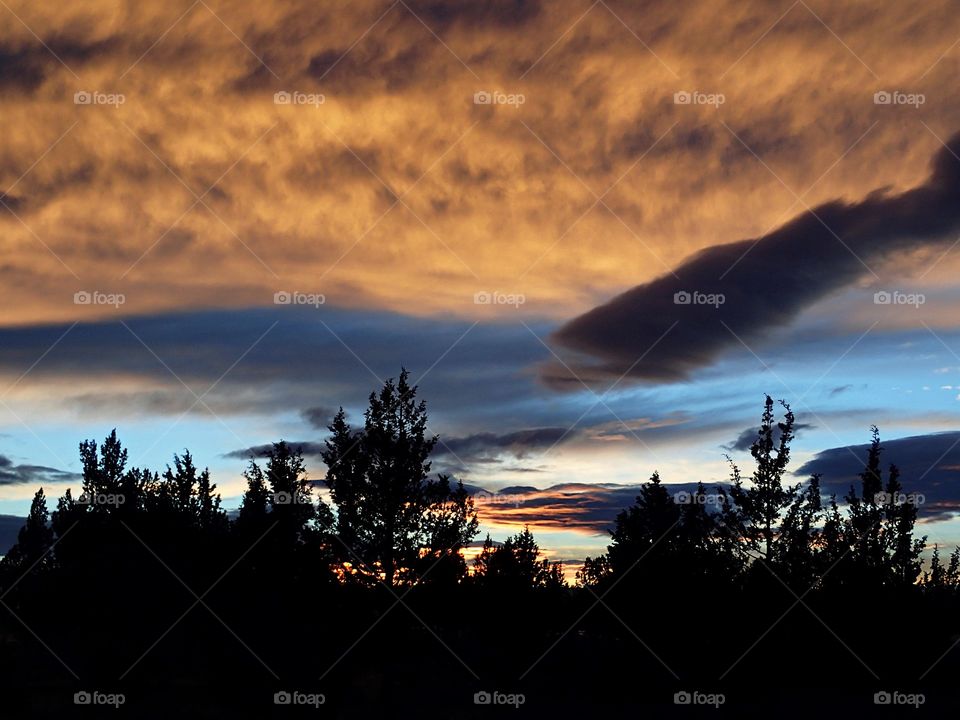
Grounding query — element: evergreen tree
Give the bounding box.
[1,488,54,573]
[724,397,799,563]
[321,370,478,586]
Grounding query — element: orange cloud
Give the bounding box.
[2,0,959,330]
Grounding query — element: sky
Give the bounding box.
[2,0,960,567]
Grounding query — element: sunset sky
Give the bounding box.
[3,0,960,566]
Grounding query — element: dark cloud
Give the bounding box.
[0,307,545,423]
[797,431,960,522]
[829,385,854,397]
[0,454,79,486]
[543,131,960,388]
[435,427,571,464]
[0,36,120,94]
[223,441,326,461]
[403,0,542,29]
[723,421,814,453]
[0,46,46,92]
[301,406,338,430]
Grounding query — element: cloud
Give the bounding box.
[301,406,338,430]
[543,131,960,388]
[3,1,960,329]
[0,306,547,425]
[0,454,80,486]
[223,441,326,461]
[797,431,960,522]
[723,421,814,453]
[435,427,571,464]
[471,481,730,535]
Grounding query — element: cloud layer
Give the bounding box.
[3,0,960,329]
[545,132,960,387]
[798,431,960,522]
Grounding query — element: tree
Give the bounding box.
[78,429,128,512]
[1,488,54,573]
[576,554,611,588]
[321,370,478,586]
[262,440,321,547]
[472,527,564,590]
[723,397,799,563]
[924,544,960,592]
[416,476,479,585]
[843,429,926,587]
[235,441,332,578]
[607,472,681,577]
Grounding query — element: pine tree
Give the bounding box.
[1,488,54,573]
[321,370,478,586]
[725,397,799,562]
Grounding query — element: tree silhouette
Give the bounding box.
[321,370,478,586]
[0,392,954,714]
[473,526,564,590]
[0,488,53,574]
[722,397,800,564]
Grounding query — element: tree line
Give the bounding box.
[2,373,959,714]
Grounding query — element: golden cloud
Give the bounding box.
[2,0,959,327]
